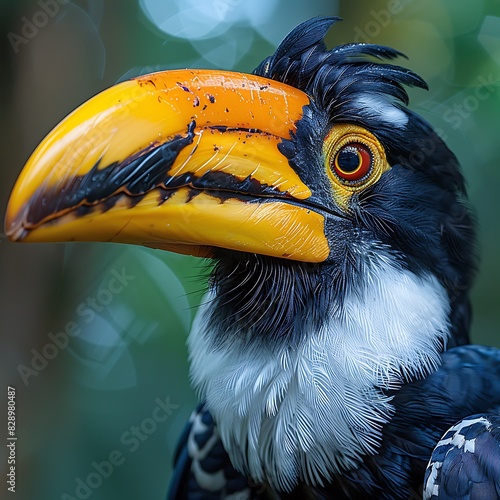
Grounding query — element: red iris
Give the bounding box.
[332,142,373,182]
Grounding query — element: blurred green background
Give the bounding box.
[0,1,499,499]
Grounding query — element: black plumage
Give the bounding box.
[167,17,499,499]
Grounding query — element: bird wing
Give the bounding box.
[167,403,258,499]
[386,345,500,499]
[424,412,500,499]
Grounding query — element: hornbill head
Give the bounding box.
[5,17,476,491]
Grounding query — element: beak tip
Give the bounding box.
[4,223,22,242]
[4,203,27,242]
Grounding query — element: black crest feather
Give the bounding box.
[254,17,427,113]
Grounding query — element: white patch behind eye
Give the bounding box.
[355,95,409,128]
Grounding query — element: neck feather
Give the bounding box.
[188,255,450,491]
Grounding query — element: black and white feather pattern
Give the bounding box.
[424,413,500,499]
[167,17,499,499]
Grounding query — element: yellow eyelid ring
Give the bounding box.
[323,124,390,210]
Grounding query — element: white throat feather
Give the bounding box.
[187,256,450,492]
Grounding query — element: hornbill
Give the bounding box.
[5,17,500,499]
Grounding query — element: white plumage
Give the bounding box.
[188,250,450,491]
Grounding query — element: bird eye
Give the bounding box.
[323,124,389,210]
[332,142,373,183]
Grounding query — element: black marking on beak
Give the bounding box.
[26,121,197,226]
[22,121,299,229]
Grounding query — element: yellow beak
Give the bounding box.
[5,69,329,262]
